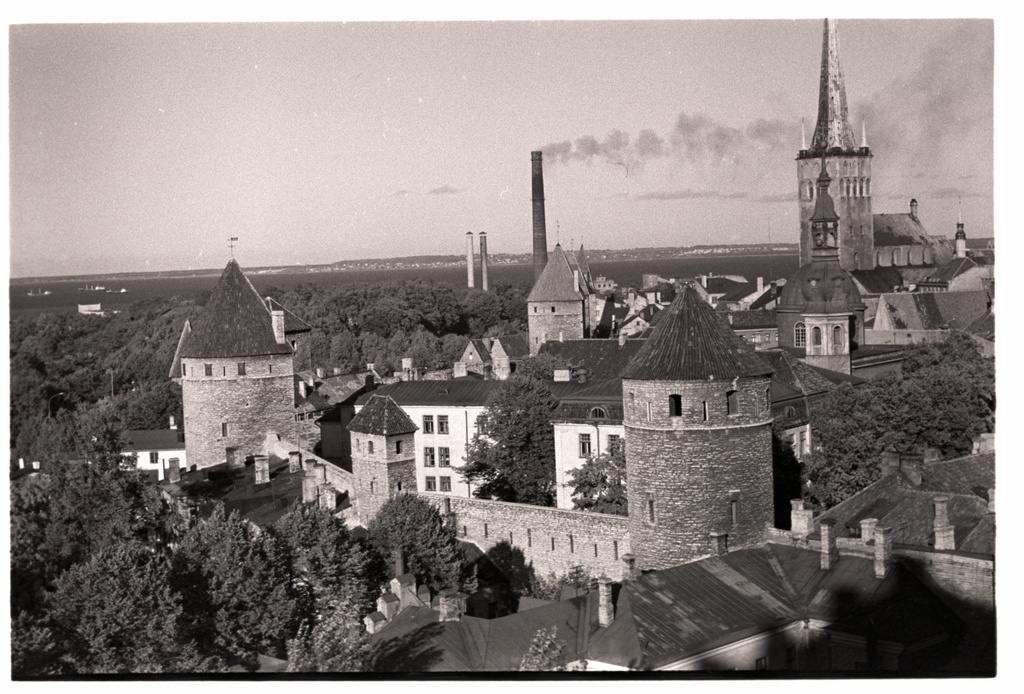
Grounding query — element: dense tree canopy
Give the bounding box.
[366,494,464,592]
[460,373,559,506]
[805,332,995,507]
[568,446,628,515]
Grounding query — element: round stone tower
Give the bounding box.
[621,285,775,570]
[171,260,297,469]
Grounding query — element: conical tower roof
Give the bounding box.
[527,243,586,302]
[348,394,418,436]
[179,259,292,359]
[811,19,858,152]
[621,285,773,381]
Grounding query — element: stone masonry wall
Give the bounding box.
[624,377,774,570]
[417,493,632,581]
[528,299,584,354]
[352,431,416,524]
[798,154,874,271]
[181,354,295,469]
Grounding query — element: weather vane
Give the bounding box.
[229,237,239,258]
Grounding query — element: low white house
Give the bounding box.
[123,424,187,480]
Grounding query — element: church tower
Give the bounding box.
[778,157,866,375]
[797,19,874,271]
[955,204,967,259]
[621,286,775,570]
[170,260,298,469]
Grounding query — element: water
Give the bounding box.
[10,254,799,317]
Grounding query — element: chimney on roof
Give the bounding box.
[820,518,838,570]
[622,553,640,581]
[859,517,879,544]
[532,151,548,281]
[988,487,995,514]
[453,361,468,378]
[933,495,956,551]
[900,453,924,486]
[479,231,490,291]
[302,476,319,503]
[874,526,893,578]
[316,367,325,379]
[910,198,919,219]
[618,331,627,346]
[254,455,270,485]
[169,415,177,430]
[710,531,728,556]
[271,309,286,345]
[394,550,406,578]
[699,274,708,288]
[573,269,580,292]
[598,576,614,627]
[299,381,308,399]
[333,366,341,376]
[466,231,476,289]
[790,499,814,536]
[757,276,764,293]
[438,590,462,622]
[880,449,900,477]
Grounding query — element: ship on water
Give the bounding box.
[78,284,106,291]
[26,288,52,296]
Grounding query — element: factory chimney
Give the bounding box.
[479,231,490,291]
[531,151,548,281]
[465,231,476,289]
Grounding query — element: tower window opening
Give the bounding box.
[702,400,709,422]
[594,544,599,558]
[395,440,403,454]
[726,390,739,416]
[669,394,682,417]
[527,529,532,547]
[181,363,187,377]
[367,441,374,454]
[832,325,844,354]
[551,306,556,313]
[812,327,822,347]
[646,402,653,421]
[204,364,213,377]
[795,322,806,348]
[222,366,226,376]
[731,499,739,526]
[646,494,656,525]
[551,537,556,551]
[613,540,619,560]
[221,422,228,438]
[569,534,574,554]
[237,362,246,376]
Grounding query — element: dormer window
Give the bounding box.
[590,407,607,419]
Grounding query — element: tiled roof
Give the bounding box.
[356,380,502,408]
[347,394,418,436]
[719,282,760,303]
[817,453,995,555]
[124,429,185,451]
[877,291,988,331]
[264,297,312,334]
[703,276,744,295]
[760,348,844,396]
[967,310,995,342]
[538,340,644,380]
[468,338,493,363]
[850,267,904,295]
[554,379,625,422]
[492,334,530,359]
[749,284,784,311]
[528,244,586,302]
[873,213,928,246]
[178,260,292,359]
[725,309,777,329]
[925,257,978,284]
[622,285,773,381]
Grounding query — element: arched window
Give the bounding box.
[590,407,607,419]
[812,327,822,347]
[832,325,843,354]
[794,322,807,348]
[669,395,682,417]
[784,406,797,419]
[854,252,859,267]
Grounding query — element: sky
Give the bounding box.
[7,13,995,278]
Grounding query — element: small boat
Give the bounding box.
[26,288,52,296]
[105,288,128,293]
[78,284,106,291]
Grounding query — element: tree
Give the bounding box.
[285,595,374,673]
[519,626,567,671]
[459,374,558,506]
[170,505,300,665]
[568,446,628,515]
[44,541,208,674]
[806,332,995,507]
[366,494,463,592]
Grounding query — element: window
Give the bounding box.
[424,447,436,466]
[237,362,246,376]
[594,544,599,558]
[646,494,656,525]
[222,366,227,376]
[533,306,537,313]
[608,435,622,455]
[438,416,449,435]
[205,364,213,377]
[527,529,532,547]
[369,481,374,493]
[356,439,362,452]
[395,440,403,454]
[550,306,555,313]
[439,447,451,467]
[726,390,739,415]
[221,422,229,438]
[765,388,771,413]
[269,364,273,374]
[462,525,468,537]
[569,535,574,553]
[646,402,653,421]
[440,476,451,492]
[484,523,489,538]
[149,451,159,467]
[550,537,556,551]
[795,322,807,347]
[613,540,619,560]
[367,441,374,454]
[832,325,843,354]
[755,657,767,671]
[812,326,822,347]
[784,406,797,419]
[425,476,437,492]
[579,434,592,458]
[731,499,739,526]
[702,400,709,421]
[422,415,434,434]
[181,363,187,377]
[590,407,607,419]
[669,394,682,417]
[396,480,402,492]
[475,415,489,436]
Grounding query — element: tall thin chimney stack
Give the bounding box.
[466,232,476,289]
[531,151,548,281]
[479,231,490,291]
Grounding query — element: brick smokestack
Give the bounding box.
[479,231,489,291]
[466,231,476,289]
[532,151,548,281]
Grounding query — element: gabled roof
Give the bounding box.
[760,348,844,396]
[537,339,644,380]
[967,310,995,342]
[850,267,904,295]
[467,339,493,363]
[124,429,185,451]
[703,276,744,295]
[876,291,989,331]
[925,257,979,284]
[265,297,312,334]
[491,334,530,360]
[749,284,783,311]
[528,244,586,303]
[347,394,418,436]
[724,309,777,330]
[356,380,502,408]
[178,260,292,359]
[622,285,773,381]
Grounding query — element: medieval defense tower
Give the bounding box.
[348,394,418,523]
[620,286,775,570]
[797,19,874,271]
[170,259,309,469]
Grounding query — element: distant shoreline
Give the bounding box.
[10,246,802,285]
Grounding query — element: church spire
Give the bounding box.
[811,19,857,152]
